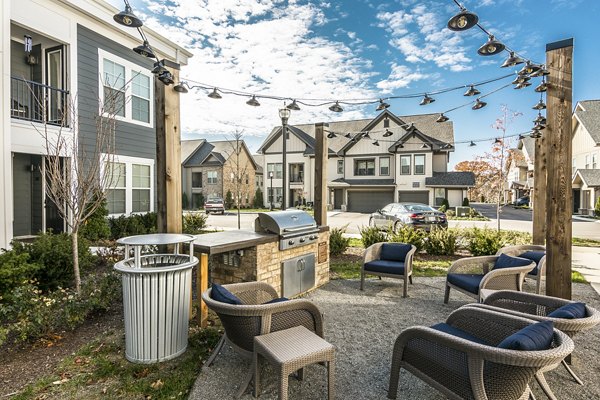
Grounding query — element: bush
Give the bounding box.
[445,209,456,217]
[359,225,387,248]
[0,251,39,302]
[388,225,425,252]
[0,271,120,347]
[80,197,110,243]
[182,192,189,210]
[423,227,457,256]
[225,190,234,209]
[329,225,350,256]
[108,212,157,239]
[595,197,600,217]
[462,197,470,207]
[253,188,264,208]
[467,227,504,256]
[438,198,450,212]
[183,213,208,235]
[12,232,94,292]
[500,230,532,246]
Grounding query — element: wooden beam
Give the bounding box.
[155,69,183,234]
[314,123,329,226]
[197,253,208,328]
[532,133,547,245]
[545,38,573,299]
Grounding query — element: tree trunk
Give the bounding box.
[72,230,81,294]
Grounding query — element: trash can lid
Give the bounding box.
[117,233,195,246]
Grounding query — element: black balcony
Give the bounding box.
[10,77,69,127]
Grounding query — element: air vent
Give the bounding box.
[412,182,420,188]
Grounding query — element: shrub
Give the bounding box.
[359,225,387,248]
[253,188,264,208]
[183,213,208,235]
[12,232,94,292]
[500,230,532,246]
[329,225,350,256]
[438,199,450,212]
[0,251,39,301]
[388,225,425,252]
[108,212,157,239]
[595,197,600,217]
[445,209,456,218]
[423,227,457,256]
[80,197,110,243]
[182,192,189,210]
[468,227,504,256]
[225,190,234,209]
[462,197,470,207]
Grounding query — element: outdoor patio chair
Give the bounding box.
[444,254,535,303]
[388,306,574,400]
[475,290,600,399]
[496,245,546,294]
[201,281,324,398]
[361,242,417,297]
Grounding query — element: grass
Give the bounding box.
[572,237,600,247]
[572,271,587,283]
[330,257,452,280]
[13,324,221,400]
[348,238,363,248]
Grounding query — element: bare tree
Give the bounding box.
[36,87,119,294]
[223,131,252,230]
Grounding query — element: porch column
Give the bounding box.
[0,0,12,248]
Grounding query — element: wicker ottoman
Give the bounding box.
[253,325,335,400]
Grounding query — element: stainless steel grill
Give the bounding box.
[255,210,320,250]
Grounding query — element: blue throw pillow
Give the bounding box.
[380,243,412,262]
[494,253,533,270]
[264,297,289,304]
[211,284,243,305]
[498,321,554,351]
[519,251,546,265]
[548,302,587,319]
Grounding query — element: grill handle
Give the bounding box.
[282,225,317,233]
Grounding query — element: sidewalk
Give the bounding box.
[572,246,600,295]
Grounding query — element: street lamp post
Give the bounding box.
[279,107,291,210]
[269,171,274,210]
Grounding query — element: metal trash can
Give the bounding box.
[114,234,198,363]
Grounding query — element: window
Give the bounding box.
[380,157,390,176]
[267,163,283,179]
[207,171,218,184]
[572,158,576,176]
[337,159,344,174]
[99,49,153,127]
[383,117,390,128]
[434,188,446,207]
[585,154,590,169]
[192,172,202,188]
[104,155,154,215]
[245,174,249,185]
[593,154,597,169]
[354,159,375,176]
[107,162,126,214]
[268,187,283,205]
[414,154,425,175]
[400,155,411,175]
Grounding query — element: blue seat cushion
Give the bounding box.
[498,321,554,351]
[519,251,546,275]
[431,323,490,345]
[380,243,412,262]
[263,297,289,304]
[211,283,243,305]
[548,302,587,319]
[494,253,532,270]
[447,273,484,294]
[364,259,405,275]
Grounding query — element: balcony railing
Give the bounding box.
[10,77,69,127]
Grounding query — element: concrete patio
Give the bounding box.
[190,277,600,399]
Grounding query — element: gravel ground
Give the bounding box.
[189,278,600,400]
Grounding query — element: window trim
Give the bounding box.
[337,159,344,174]
[414,154,426,175]
[267,163,283,179]
[379,156,390,176]
[207,170,218,185]
[98,49,154,128]
[400,155,411,175]
[103,154,154,216]
[191,171,202,188]
[354,158,375,176]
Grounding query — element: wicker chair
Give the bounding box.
[496,245,546,294]
[388,306,574,400]
[361,242,417,297]
[476,290,600,399]
[444,255,535,303]
[201,281,324,398]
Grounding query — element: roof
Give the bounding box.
[425,172,475,187]
[330,178,395,186]
[574,100,600,145]
[518,137,536,162]
[181,139,205,164]
[573,169,600,187]
[509,149,528,168]
[257,110,454,155]
[252,154,264,174]
[181,139,257,170]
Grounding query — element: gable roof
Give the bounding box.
[508,148,528,168]
[181,139,257,170]
[574,100,600,145]
[573,169,600,187]
[252,154,264,174]
[425,172,475,187]
[257,110,454,155]
[518,137,536,162]
[181,139,206,165]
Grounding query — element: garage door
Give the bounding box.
[347,191,394,213]
[398,191,429,204]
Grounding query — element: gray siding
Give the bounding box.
[76,24,156,161]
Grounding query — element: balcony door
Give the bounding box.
[45,46,65,124]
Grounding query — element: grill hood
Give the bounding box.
[255,210,317,235]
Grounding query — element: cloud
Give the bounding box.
[376,63,428,93]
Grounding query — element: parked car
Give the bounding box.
[514,196,530,206]
[204,198,225,214]
[369,202,448,232]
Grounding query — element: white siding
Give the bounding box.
[432,153,447,173]
[572,121,599,173]
[448,189,463,207]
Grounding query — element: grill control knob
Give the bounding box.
[309,235,318,240]
[299,238,306,243]
[288,240,295,245]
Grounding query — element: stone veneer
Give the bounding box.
[208,230,330,297]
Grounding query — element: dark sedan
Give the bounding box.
[369,202,448,232]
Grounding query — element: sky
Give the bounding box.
[110,0,600,168]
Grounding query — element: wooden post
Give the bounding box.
[314,123,329,226]
[197,253,209,328]
[156,67,183,234]
[545,38,573,299]
[532,134,547,245]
